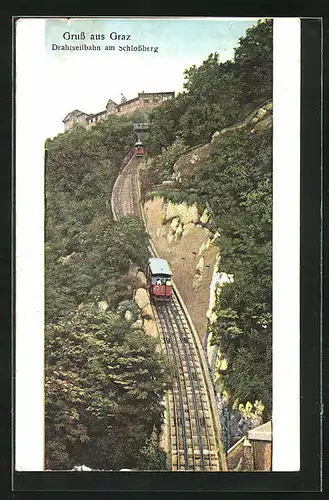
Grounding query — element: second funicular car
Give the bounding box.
[135,140,144,158]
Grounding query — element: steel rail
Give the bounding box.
[168,296,217,470]
[154,305,190,469]
[164,301,208,470]
[160,304,198,470]
[160,303,204,470]
[156,323,179,470]
[172,282,227,470]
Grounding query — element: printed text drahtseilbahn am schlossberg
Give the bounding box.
[51,31,159,52]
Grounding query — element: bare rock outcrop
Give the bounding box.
[133,287,158,338]
[125,310,133,323]
[144,318,158,338]
[173,143,211,180]
[134,288,149,310]
[131,319,143,330]
[58,252,77,265]
[141,303,153,319]
[98,301,109,312]
[128,262,139,278]
[250,114,273,135]
[136,271,147,287]
[144,197,218,341]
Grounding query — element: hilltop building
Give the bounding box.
[63,91,174,131]
[62,110,91,131]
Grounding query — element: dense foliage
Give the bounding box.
[46,304,170,470]
[141,19,273,418]
[201,128,272,418]
[145,19,272,154]
[141,138,188,196]
[45,116,171,469]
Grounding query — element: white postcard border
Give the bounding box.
[15,17,301,473]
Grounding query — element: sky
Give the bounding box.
[43,17,260,139]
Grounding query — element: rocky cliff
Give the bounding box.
[142,102,273,343]
[143,196,219,342]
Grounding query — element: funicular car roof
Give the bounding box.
[148,257,172,276]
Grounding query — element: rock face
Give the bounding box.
[173,143,211,180]
[135,288,149,310]
[128,262,139,277]
[58,252,77,265]
[163,201,199,225]
[98,301,109,312]
[142,101,272,342]
[125,310,133,322]
[250,114,273,135]
[141,303,153,319]
[131,319,143,330]
[200,209,210,224]
[143,318,158,338]
[133,287,158,339]
[144,196,218,341]
[211,130,220,142]
[193,255,205,291]
[136,271,147,287]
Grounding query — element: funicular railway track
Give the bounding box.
[111,152,226,471]
[155,295,221,470]
[111,154,141,218]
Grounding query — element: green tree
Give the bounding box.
[45,115,170,470]
[45,304,171,470]
[145,19,272,150]
[145,93,189,154]
[140,425,168,470]
[234,19,273,104]
[141,138,187,196]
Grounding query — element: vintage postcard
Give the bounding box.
[15,16,304,480]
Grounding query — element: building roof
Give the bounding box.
[106,98,117,107]
[117,91,175,108]
[62,109,88,122]
[148,258,172,276]
[91,109,107,118]
[248,421,272,442]
[138,91,175,97]
[117,96,139,107]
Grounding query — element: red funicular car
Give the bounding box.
[146,257,172,302]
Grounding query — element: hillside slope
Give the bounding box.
[144,196,218,340]
[141,100,273,422]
